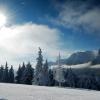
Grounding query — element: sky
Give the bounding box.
[0,0,100,67]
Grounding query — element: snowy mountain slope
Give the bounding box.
[0,83,100,100]
[49,50,99,66]
[66,50,98,65]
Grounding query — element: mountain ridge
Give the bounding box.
[49,49,99,66]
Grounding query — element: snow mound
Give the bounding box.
[0,83,100,100]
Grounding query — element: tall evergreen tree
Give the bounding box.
[21,62,26,72]
[21,62,33,85]
[15,64,22,83]
[2,62,9,82]
[9,65,14,83]
[43,60,48,72]
[34,47,43,85]
[40,59,50,86]
[54,67,65,86]
[20,62,26,83]
[0,65,4,82]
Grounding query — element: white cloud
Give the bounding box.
[55,1,100,34]
[0,23,70,68]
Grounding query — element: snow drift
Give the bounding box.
[0,83,100,100]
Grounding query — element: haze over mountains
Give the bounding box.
[49,49,100,66]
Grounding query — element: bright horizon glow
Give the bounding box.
[0,12,7,27]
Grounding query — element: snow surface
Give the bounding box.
[0,83,100,100]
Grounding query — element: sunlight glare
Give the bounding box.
[0,12,7,27]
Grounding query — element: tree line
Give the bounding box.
[0,48,100,91]
[0,62,14,83]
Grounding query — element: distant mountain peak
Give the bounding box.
[49,49,100,66]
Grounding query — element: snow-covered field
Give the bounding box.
[0,83,100,100]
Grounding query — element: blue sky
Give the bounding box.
[0,0,100,67]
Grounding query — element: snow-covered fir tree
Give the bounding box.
[39,59,50,86]
[34,47,43,85]
[54,53,65,86]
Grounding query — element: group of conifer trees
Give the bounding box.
[54,68,100,90]
[15,62,33,85]
[0,48,54,86]
[0,62,14,83]
[0,48,100,91]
